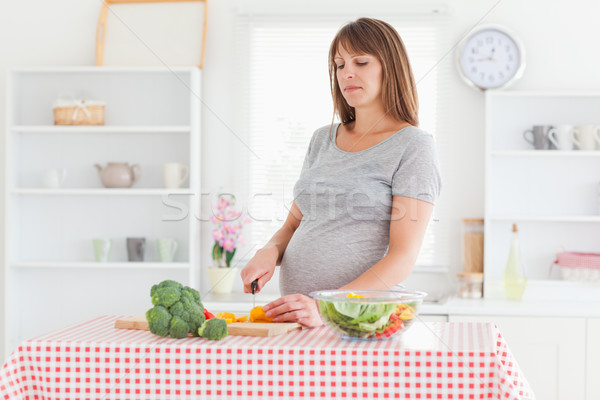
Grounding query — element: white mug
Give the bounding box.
[548,125,577,151]
[571,125,600,151]
[163,163,189,189]
[42,168,67,188]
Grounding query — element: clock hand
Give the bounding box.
[475,48,497,62]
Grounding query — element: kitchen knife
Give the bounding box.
[251,279,258,309]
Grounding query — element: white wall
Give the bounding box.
[2,0,600,362]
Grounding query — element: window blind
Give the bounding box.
[232,12,451,271]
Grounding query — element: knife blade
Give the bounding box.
[251,279,258,310]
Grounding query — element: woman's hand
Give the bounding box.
[240,247,278,294]
[263,294,323,328]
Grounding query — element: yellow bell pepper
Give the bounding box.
[397,304,415,320]
[347,292,365,298]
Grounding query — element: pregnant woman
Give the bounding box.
[241,17,441,327]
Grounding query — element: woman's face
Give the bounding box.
[334,45,383,110]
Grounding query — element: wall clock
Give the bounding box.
[456,25,525,91]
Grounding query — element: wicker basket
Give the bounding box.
[551,251,600,282]
[53,99,105,125]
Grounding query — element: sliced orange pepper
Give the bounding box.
[214,312,250,324]
[216,312,236,324]
[249,306,274,323]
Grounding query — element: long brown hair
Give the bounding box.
[328,18,419,126]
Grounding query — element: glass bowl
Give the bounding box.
[309,289,427,341]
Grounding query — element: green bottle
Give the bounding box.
[503,223,527,300]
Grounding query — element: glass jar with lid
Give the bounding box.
[457,272,483,298]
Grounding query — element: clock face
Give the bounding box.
[458,27,524,90]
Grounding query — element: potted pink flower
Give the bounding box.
[207,194,250,293]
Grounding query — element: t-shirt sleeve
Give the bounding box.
[299,139,313,173]
[391,133,441,204]
[298,128,321,174]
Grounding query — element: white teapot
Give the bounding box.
[94,162,141,188]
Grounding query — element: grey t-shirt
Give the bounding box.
[279,123,441,296]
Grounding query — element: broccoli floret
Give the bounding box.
[169,298,205,335]
[146,305,172,337]
[146,280,206,338]
[169,300,191,321]
[198,318,228,340]
[151,284,182,308]
[181,286,201,304]
[184,302,206,336]
[169,316,190,338]
[151,280,182,297]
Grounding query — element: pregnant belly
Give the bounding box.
[279,230,386,296]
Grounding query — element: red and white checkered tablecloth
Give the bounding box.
[0,316,534,400]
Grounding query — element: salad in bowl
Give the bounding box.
[310,289,427,341]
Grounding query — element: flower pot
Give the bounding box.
[206,267,239,294]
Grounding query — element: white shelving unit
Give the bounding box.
[11,262,190,269]
[10,188,193,195]
[484,91,600,300]
[10,125,191,133]
[4,67,201,356]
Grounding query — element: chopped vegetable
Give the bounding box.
[249,306,274,323]
[319,299,419,340]
[375,314,404,339]
[397,304,415,321]
[206,310,249,323]
[198,318,228,340]
[347,292,365,298]
[216,312,237,324]
[203,309,215,320]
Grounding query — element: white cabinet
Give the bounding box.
[484,91,600,301]
[588,318,600,399]
[449,315,586,400]
[3,67,201,356]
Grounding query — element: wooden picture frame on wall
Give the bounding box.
[96,0,208,68]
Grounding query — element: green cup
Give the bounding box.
[93,239,111,262]
[157,238,178,262]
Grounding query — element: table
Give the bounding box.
[1,316,534,399]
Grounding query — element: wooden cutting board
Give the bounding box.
[114,316,302,337]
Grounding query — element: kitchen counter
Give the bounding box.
[426,296,600,317]
[0,316,534,399]
[203,291,600,318]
